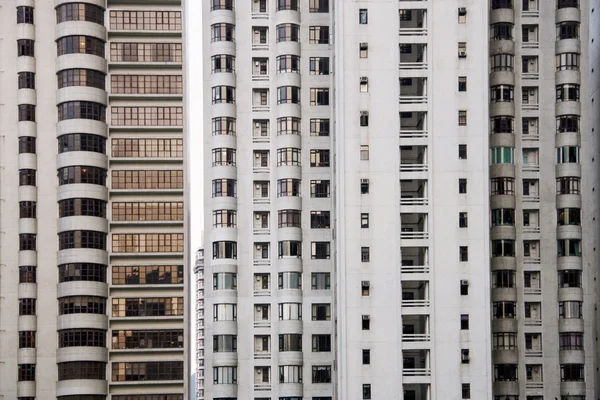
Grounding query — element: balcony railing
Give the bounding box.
[399,95,428,104]
[254,320,271,328]
[522,41,539,49]
[254,289,271,297]
[401,231,429,240]
[252,105,270,112]
[523,164,540,172]
[400,164,428,172]
[524,256,541,264]
[253,259,270,266]
[522,103,539,111]
[253,197,270,204]
[524,287,542,295]
[252,74,269,82]
[253,135,270,143]
[525,349,542,357]
[401,265,430,274]
[253,228,270,235]
[402,333,431,342]
[401,299,430,307]
[254,351,271,360]
[254,383,272,391]
[403,368,431,376]
[524,318,542,326]
[525,381,543,389]
[399,28,427,36]
[399,62,428,70]
[523,226,540,234]
[252,43,269,51]
[523,195,540,202]
[400,197,428,206]
[522,72,539,80]
[400,130,428,138]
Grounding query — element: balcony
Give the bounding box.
[400,179,428,206]
[402,384,430,400]
[403,349,431,376]
[399,43,427,70]
[402,281,430,308]
[399,9,427,36]
[400,145,428,172]
[399,78,427,104]
[401,213,428,240]
[401,246,429,274]
[402,315,430,343]
[400,111,427,139]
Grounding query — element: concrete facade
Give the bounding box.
[0,1,188,399]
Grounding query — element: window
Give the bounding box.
[278,240,302,257]
[490,147,514,164]
[493,333,517,350]
[276,23,300,42]
[311,242,330,259]
[310,88,330,105]
[557,208,581,226]
[491,209,515,226]
[57,4,105,24]
[18,137,36,154]
[460,280,469,295]
[361,213,369,228]
[491,0,513,9]
[359,9,368,24]
[212,148,236,166]
[213,335,237,352]
[361,349,371,365]
[58,230,106,250]
[19,234,36,251]
[461,349,470,364]
[312,335,331,352]
[278,148,301,166]
[112,138,182,158]
[18,72,35,89]
[360,145,369,160]
[460,314,469,330]
[59,198,107,218]
[212,86,235,104]
[211,23,235,42]
[558,0,579,8]
[360,42,368,58]
[361,247,370,262]
[110,10,182,30]
[279,303,302,320]
[559,332,583,350]
[311,211,330,229]
[557,115,580,133]
[280,334,302,351]
[361,281,370,296]
[310,180,330,198]
[112,265,183,285]
[309,26,329,44]
[458,7,467,23]
[311,273,330,290]
[17,39,34,57]
[59,296,105,315]
[279,210,301,228]
[360,111,369,127]
[312,303,331,321]
[57,36,105,57]
[491,239,515,257]
[494,301,516,319]
[491,116,514,133]
[59,263,107,283]
[212,241,237,259]
[461,383,470,399]
[491,85,514,102]
[360,179,369,194]
[556,84,580,102]
[19,298,36,315]
[459,246,468,261]
[113,397,183,400]
[561,364,584,381]
[279,365,303,383]
[558,270,582,288]
[491,54,514,71]
[458,179,467,194]
[112,361,183,382]
[557,146,580,163]
[309,57,330,75]
[60,69,106,90]
[557,21,580,40]
[557,177,580,195]
[458,42,467,58]
[212,179,236,197]
[310,119,330,136]
[278,86,301,104]
[458,110,467,125]
[491,23,513,40]
[557,239,581,257]
[213,272,237,290]
[19,331,35,348]
[19,266,36,283]
[17,6,34,24]
[19,169,36,186]
[18,364,35,381]
[458,144,467,159]
[60,329,107,348]
[279,272,301,290]
[277,55,301,73]
[363,384,371,399]
[112,330,183,350]
[458,77,467,91]
[310,0,329,12]
[213,304,237,321]
[278,179,301,197]
[556,53,580,71]
[58,101,106,122]
[491,177,515,195]
[18,104,35,122]
[459,212,468,228]
[277,0,299,11]
[310,149,330,167]
[362,315,370,330]
[312,366,331,383]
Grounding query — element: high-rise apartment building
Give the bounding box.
[196,248,206,400]
[203,1,600,400]
[0,1,188,399]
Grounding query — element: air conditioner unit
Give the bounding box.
[360,111,369,116]
[529,27,535,32]
[255,153,261,158]
[362,315,370,320]
[361,178,369,184]
[461,353,470,362]
[531,243,537,249]
[255,122,260,128]
[256,276,262,281]
[361,280,370,287]
[255,184,261,189]
[461,280,469,286]
[530,90,535,95]
[360,77,368,83]
[255,61,260,66]
[459,51,467,58]
[458,7,467,15]
[256,245,262,250]
[530,121,535,126]
[255,213,261,219]
[256,306,262,311]
[257,369,262,374]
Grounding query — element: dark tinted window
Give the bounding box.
[56,3,105,24]
[18,137,36,154]
[58,296,106,315]
[58,361,106,380]
[58,133,106,153]
[58,263,107,283]
[58,230,106,250]
[18,72,35,89]
[59,329,106,347]
[18,104,35,121]
[59,198,107,217]
[57,36,105,57]
[57,101,106,121]
[57,69,106,89]
[58,166,107,185]
[17,6,34,24]
[17,39,34,57]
